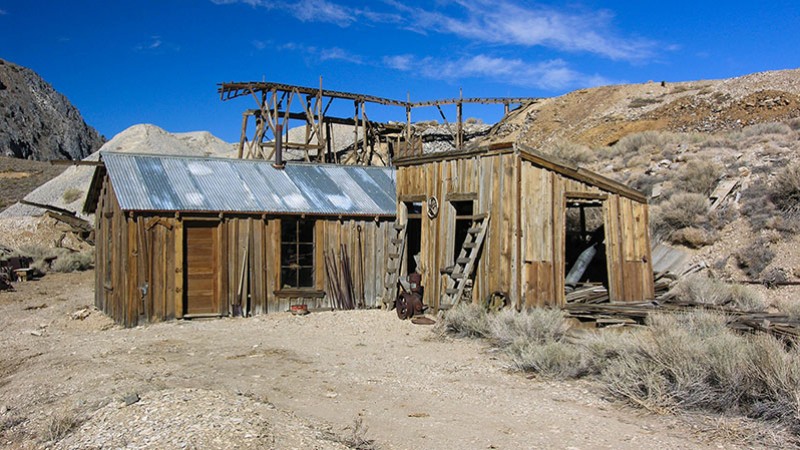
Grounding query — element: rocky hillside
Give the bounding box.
[485,68,800,149]
[0,59,104,160]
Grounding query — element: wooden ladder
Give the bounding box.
[442,213,490,306]
[382,222,407,308]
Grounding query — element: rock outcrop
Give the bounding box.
[0,59,104,160]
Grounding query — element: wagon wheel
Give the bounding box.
[396,295,410,320]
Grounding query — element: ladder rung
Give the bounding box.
[445,288,458,295]
[468,227,482,234]
[451,272,464,279]
[463,242,477,249]
[391,239,403,245]
[388,253,400,259]
[456,257,470,264]
[440,266,454,274]
[387,267,397,274]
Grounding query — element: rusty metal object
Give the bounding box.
[394,276,427,320]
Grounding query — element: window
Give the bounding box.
[280,218,315,288]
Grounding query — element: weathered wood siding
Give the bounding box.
[94,175,393,327]
[395,150,654,311]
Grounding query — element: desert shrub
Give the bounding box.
[774,298,800,319]
[61,188,83,204]
[488,308,568,346]
[436,303,490,338]
[787,117,800,131]
[668,227,717,248]
[739,180,782,230]
[540,139,594,165]
[670,274,765,311]
[742,122,792,137]
[16,245,94,274]
[735,239,775,279]
[52,250,94,273]
[629,97,662,108]
[504,341,587,377]
[43,410,81,443]
[650,193,708,240]
[611,131,675,159]
[761,267,789,289]
[628,173,663,198]
[675,160,722,195]
[746,334,800,424]
[770,163,800,215]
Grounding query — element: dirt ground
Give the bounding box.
[0,271,782,449]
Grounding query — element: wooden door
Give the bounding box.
[184,222,219,315]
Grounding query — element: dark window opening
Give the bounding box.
[281,218,315,289]
[565,201,608,291]
[404,202,422,273]
[451,200,474,263]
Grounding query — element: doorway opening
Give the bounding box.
[183,221,220,316]
[404,201,422,274]
[564,199,608,293]
[450,200,474,264]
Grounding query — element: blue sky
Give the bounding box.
[1,0,798,143]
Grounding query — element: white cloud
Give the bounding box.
[212,0,656,61]
[385,53,613,91]
[134,35,179,53]
[279,42,364,65]
[408,0,654,61]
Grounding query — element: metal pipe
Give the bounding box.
[273,123,284,168]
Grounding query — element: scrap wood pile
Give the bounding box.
[563,297,800,342]
[324,244,365,310]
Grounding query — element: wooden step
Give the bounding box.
[456,257,470,264]
[440,266,454,275]
[468,227,482,234]
[388,253,400,259]
[391,239,403,245]
[445,288,458,295]
[387,267,397,274]
[463,242,477,249]
[451,272,464,279]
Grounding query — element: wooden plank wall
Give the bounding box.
[94,178,393,327]
[396,153,518,310]
[396,152,655,311]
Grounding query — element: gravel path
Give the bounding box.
[0,271,773,449]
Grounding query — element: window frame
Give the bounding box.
[279,217,315,289]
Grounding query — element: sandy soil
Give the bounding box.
[0,271,776,449]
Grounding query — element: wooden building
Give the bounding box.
[391,142,654,311]
[84,152,396,327]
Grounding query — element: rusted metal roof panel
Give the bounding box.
[101,153,396,216]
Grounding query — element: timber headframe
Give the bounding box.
[218,80,541,165]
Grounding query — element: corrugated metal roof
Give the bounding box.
[101,152,397,216]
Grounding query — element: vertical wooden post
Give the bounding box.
[354,100,359,162]
[405,92,412,156]
[174,218,184,319]
[456,88,463,151]
[318,76,324,163]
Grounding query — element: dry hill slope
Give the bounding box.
[486,68,800,149]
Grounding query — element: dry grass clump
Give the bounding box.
[770,163,800,216]
[668,274,765,311]
[669,227,717,248]
[43,410,81,443]
[742,122,793,137]
[611,130,676,161]
[650,193,710,242]
[773,298,800,319]
[16,245,94,273]
[435,303,490,338]
[540,139,595,165]
[439,303,800,433]
[61,188,83,204]
[735,239,775,279]
[675,160,722,195]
